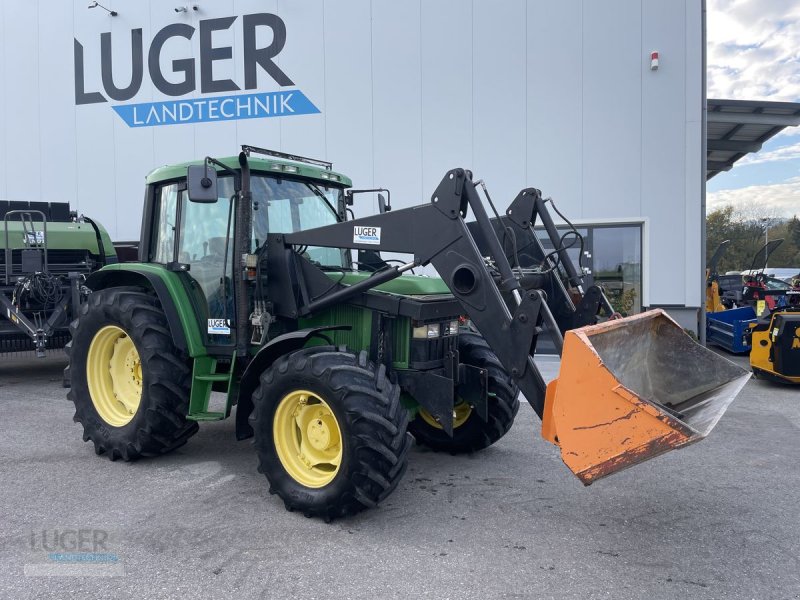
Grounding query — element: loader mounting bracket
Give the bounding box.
[505,188,542,229]
[397,369,457,436]
[457,363,489,422]
[506,291,544,378]
[431,169,469,220]
[573,285,605,328]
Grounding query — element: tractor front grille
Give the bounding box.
[409,333,458,370]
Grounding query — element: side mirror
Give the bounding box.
[187,164,218,203]
[378,193,391,213]
[344,188,391,213]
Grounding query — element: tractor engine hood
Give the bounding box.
[331,272,452,299]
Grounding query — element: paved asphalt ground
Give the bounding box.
[1,350,799,600]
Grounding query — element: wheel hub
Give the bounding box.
[419,401,473,430]
[124,344,143,389]
[86,325,143,427]
[273,390,343,488]
[307,414,339,451]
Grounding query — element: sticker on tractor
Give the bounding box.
[24,231,44,245]
[208,319,232,335]
[353,226,381,245]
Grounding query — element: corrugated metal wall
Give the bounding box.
[0,0,703,309]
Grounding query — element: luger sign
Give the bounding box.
[74,13,320,128]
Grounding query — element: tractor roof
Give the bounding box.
[146,155,353,188]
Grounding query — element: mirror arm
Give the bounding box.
[204,156,242,192]
[345,188,392,210]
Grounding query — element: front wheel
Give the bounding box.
[250,347,412,520]
[408,332,519,453]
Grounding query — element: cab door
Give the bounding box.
[150,180,236,349]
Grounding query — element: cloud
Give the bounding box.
[707,177,800,217]
[739,141,800,165]
[773,126,800,142]
[707,0,800,101]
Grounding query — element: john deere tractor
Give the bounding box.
[67,146,749,520]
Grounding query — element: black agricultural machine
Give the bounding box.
[0,202,116,356]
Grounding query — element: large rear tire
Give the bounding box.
[250,347,411,520]
[408,331,519,453]
[67,289,198,460]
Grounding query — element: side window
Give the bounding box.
[178,179,236,334]
[152,184,179,263]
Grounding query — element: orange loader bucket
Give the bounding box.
[541,309,749,485]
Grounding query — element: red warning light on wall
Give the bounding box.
[650,51,660,70]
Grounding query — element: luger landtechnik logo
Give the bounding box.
[74,13,319,127]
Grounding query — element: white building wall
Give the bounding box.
[0,0,703,313]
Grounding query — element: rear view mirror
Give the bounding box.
[378,193,392,213]
[345,188,392,213]
[187,165,218,203]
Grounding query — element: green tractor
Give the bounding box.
[67,146,748,520]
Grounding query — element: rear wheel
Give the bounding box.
[251,347,411,520]
[408,332,519,453]
[67,289,198,460]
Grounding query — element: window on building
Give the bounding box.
[536,223,643,316]
[592,226,642,315]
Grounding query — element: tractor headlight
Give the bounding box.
[413,323,440,339]
[442,320,459,336]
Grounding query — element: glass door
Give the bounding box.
[177,181,236,345]
[590,226,642,315]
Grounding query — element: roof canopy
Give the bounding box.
[707,99,800,179]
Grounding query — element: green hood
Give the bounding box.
[334,272,451,296]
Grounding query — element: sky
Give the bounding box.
[706,0,800,218]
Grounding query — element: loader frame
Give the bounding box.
[248,165,611,419]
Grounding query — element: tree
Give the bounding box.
[706,207,799,272]
[789,216,800,253]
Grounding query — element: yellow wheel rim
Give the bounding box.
[273,390,342,488]
[419,402,472,430]
[86,325,143,427]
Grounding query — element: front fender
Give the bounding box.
[235,326,349,440]
[85,266,196,354]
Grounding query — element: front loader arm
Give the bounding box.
[271,168,554,417]
[267,167,749,486]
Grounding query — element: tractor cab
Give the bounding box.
[140,147,353,351]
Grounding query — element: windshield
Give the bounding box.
[251,175,346,268]
[764,277,790,291]
[214,174,347,268]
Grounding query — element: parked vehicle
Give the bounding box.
[1,202,116,356]
[65,147,748,519]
